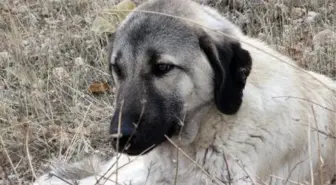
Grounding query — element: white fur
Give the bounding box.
[34,1,336,185]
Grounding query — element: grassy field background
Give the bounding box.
[0,0,335,184]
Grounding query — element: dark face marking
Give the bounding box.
[110,78,183,155]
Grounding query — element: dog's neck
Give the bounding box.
[146,103,233,160]
[146,82,263,157]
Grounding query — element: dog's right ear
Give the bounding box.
[198,33,252,115]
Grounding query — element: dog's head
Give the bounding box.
[107,0,252,155]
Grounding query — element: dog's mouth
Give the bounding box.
[110,124,177,156]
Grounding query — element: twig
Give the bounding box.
[308,108,314,185]
[106,145,155,177]
[270,175,308,185]
[49,173,74,185]
[0,136,22,185]
[312,106,324,185]
[272,96,336,113]
[1,164,14,185]
[144,161,154,185]
[99,97,149,185]
[94,102,124,185]
[299,123,336,140]
[173,147,179,185]
[230,156,259,185]
[283,159,307,185]
[64,102,93,160]
[115,99,125,185]
[96,145,155,185]
[100,100,131,184]
[24,123,37,180]
[223,152,232,185]
[314,129,336,139]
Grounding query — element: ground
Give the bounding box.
[0,0,335,184]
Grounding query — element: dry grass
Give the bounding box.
[0,0,335,184]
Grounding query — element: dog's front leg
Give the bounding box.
[86,154,149,185]
[33,154,148,185]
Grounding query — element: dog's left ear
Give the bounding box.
[198,34,252,115]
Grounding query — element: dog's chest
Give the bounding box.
[142,141,234,185]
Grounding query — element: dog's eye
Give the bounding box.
[153,63,174,76]
[110,63,123,77]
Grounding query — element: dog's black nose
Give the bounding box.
[110,112,137,150]
[110,123,134,138]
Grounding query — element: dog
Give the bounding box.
[34,0,336,184]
